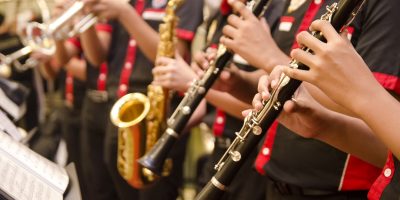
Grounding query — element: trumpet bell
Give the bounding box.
[25,22,56,55]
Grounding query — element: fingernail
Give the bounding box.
[262,92,269,99]
[271,80,277,88]
[255,102,262,110]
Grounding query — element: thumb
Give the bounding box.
[242,109,251,117]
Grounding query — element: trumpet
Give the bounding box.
[24,0,97,55]
[0,46,34,78]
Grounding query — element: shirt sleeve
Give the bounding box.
[66,37,82,51]
[354,0,400,94]
[95,23,113,33]
[176,0,204,41]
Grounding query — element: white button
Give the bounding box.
[119,84,128,92]
[384,168,392,177]
[262,148,270,156]
[125,62,132,69]
[216,116,224,124]
[129,40,136,47]
[98,74,106,81]
[314,0,322,4]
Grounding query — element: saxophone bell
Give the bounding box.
[110,93,153,188]
[111,0,183,187]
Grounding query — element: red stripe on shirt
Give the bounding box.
[291,0,324,49]
[67,37,82,51]
[368,152,394,200]
[176,29,195,41]
[220,0,231,15]
[95,23,113,33]
[117,1,146,98]
[281,16,295,23]
[143,8,165,12]
[213,109,226,137]
[254,121,278,175]
[340,155,381,191]
[97,62,108,91]
[373,72,400,95]
[65,72,74,106]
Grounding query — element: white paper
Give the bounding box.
[0,131,69,200]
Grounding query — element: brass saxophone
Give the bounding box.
[110,0,183,189]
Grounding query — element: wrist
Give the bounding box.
[117,4,135,22]
[263,50,290,73]
[350,82,385,118]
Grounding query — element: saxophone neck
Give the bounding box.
[157,0,184,58]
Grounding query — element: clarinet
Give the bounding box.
[195,0,366,199]
[138,0,272,176]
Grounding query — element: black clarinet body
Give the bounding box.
[138,0,273,176]
[195,0,366,199]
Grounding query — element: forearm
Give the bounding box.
[118,6,159,62]
[355,87,400,160]
[80,27,108,66]
[228,69,264,103]
[304,83,356,117]
[206,89,251,119]
[64,58,87,81]
[54,40,73,66]
[39,58,61,80]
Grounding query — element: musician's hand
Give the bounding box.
[191,48,217,77]
[221,0,288,72]
[52,0,75,18]
[83,0,130,20]
[213,63,242,92]
[29,52,52,64]
[246,65,332,138]
[152,53,198,93]
[282,20,380,115]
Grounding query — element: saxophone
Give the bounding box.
[110,0,183,188]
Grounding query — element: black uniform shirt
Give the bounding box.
[82,24,113,90]
[106,0,203,101]
[256,0,400,191]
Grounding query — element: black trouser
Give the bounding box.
[104,100,188,200]
[198,137,267,200]
[80,94,119,200]
[60,106,88,200]
[265,179,369,200]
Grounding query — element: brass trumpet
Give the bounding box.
[0,46,34,78]
[25,0,97,55]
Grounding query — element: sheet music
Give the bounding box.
[0,110,23,141]
[0,131,69,199]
